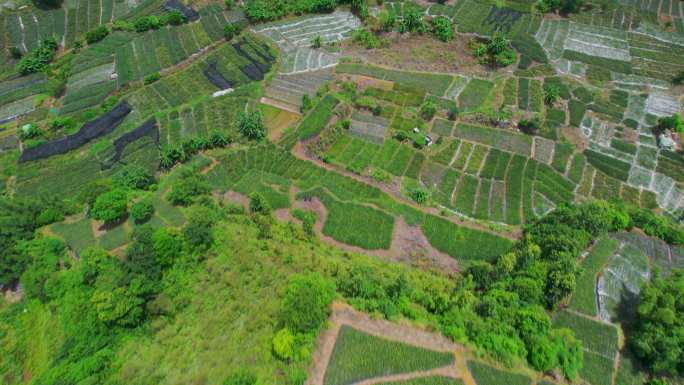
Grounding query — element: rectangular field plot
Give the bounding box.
[323,325,454,385]
[452,124,532,156]
[457,79,493,112]
[553,310,618,358]
[336,63,453,96]
[422,215,512,262]
[302,188,395,250]
[467,361,531,385]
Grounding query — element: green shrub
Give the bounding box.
[249,192,271,215]
[91,189,128,224]
[431,16,453,42]
[17,38,58,75]
[144,72,161,85]
[168,171,211,206]
[239,110,266,141]
[224,21,246,40]
[113,165,155,190]
[130,200,155,224]
[85,26,109,44]
[352,28,380,49]
[280,272,336,334]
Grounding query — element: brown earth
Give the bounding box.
[341,34,490,78]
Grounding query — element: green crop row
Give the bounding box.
[422,215,513,262]
[551,141,574,173]
[505,155,526,225]
[324,326,454,385]
[336,63,453,96]
[553,310,618,357]
[453,124,532,156]
[299,94,340,139]
[585,150,631,182]
[467,361,531,385]
[569,237,619,316]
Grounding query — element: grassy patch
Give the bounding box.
[298,94,339,140]
[323,326,454,385]
[51,218,96,253]
[422,215,512,262]
[580,350,615,385]
[458,79,494,112]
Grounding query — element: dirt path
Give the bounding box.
[201,155,219,175]
[353,365,459,385]
[292,142,520,241]
[307,303,464,385]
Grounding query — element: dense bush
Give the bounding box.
[243,0,337,22]
[472,33,517,68]
[90,189,128,224]
[280,272,336,333]
[160,132,232,169]
[630,270,684,375]
[17,38,58,75]
[144,72,161,85]
[130,200,154,224]
[657,113,683,133]
[352,29,380,49]
[224,21,246,40]
[399,4,427,33]
[249,192,272,215]
[238,110,266,141]
[85,26,109,44]
[168,170,211,206]
[431,16,454,42]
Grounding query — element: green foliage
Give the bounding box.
[352,29,380,49]
[658,114,684,133]
[144,72,161,85]
[569,237,618,316]
[399,4,427,34]
[673,70,684,85]
[85,26,109,45]
[223,369,257,385]
[130,200,155,224]
[379,9,397,32]
[467,361,531,385]
[431,16,454,42]
[281,272,336,334]
[473,33,517,68]
[543,83,560,106]
[113,164,155,190]
[244,0,338,22]
[168,170,211,206]
[224,21,246,40]
[17,39,58,75]
[183,206,217,251]
[419,100,437,121]
[410,188,428,204]
[312,34,322,49]
[298,94,339,139]
[324,326,454,385]
[630,270,684,375]
[90,189,128,224]
[249,192,272,215]
[239,110,266,141]
[18,237,65,300]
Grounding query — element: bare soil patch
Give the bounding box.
[223,190,250,210]
[341,34,489,77]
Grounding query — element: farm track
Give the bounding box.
[292,142,521,241]
[306,302,464,385]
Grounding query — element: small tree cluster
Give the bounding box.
[85,26,109,44]
[399,4,428,33]
[431,16,454,42]
[90,189,128,224]
[657,113,683,134]
[537,0,585,14]
[113,10,186,33]
[160,131,232,169]
[168,170,211,206]
[17,38,58,75]
[238,110,266,141]
[224,21,246,40]
[472,33,517,68]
